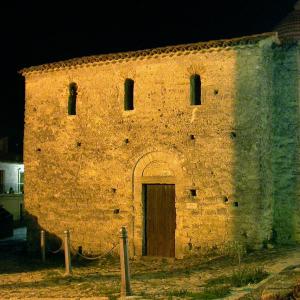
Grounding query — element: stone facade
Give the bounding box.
[21,33,300,258]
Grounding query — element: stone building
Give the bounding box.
[20,4,300,258]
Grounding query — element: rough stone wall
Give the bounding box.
[271,42,300,244]
[23,35,295,257]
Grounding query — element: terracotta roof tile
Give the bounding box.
[19,32,278,75]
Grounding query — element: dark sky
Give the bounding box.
[0,0,297,153]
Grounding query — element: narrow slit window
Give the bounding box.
[190,74,201,105]
[68,82,77,115]
[124,78,134,111]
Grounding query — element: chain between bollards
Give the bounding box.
[64,230,72,275]
[41,227,132,291]
[120,226,132,297]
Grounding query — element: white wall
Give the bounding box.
[0,162,24,194]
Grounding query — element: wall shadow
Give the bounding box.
[0,211,64,274]
[233,38,299,250]
[270,41,300,244]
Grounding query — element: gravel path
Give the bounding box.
[0,245,299,299]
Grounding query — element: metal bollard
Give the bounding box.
[64,230,72,275]
[41,230,45,262]
[120,226,132,297]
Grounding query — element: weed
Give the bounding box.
[230,266,268,287]
[224,241,247,265]
[167,285,231,299]
[200,285,231,299]
[168,289,189,297]
[206,266,268,288]
[205,276,228,286]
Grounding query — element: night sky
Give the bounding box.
[0,0,297,155]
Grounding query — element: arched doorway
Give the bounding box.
[132,151,183,257]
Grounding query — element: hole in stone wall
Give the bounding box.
[111,188,117,193]
[124,138,129,144]
[113,209,120,214]
[36,148,41,152]
[230,132,237,139]
[214,89,219,95]
[190,134,195,140]
[223,196,229,203]
[190,189,197,197]
[33,107,37,112]
[76,142,81,147]
[233,201,239,207]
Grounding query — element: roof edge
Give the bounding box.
[19,32,278,76]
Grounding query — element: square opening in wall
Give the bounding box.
[190,189,197,197]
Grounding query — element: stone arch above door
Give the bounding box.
[142,161,174,177]
[133,151,182,180]
[132,151,184,257]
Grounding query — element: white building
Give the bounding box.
[0,162,24,222]
[0,161,24,194]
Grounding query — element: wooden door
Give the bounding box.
[144,184,176,257]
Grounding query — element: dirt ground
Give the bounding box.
[0,243,299,299]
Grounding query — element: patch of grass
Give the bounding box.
[231,266,268,287]
[206,266,269,288]
[168,289,189,297]
[167,285,231,299]
[206,275,228,286]
[199,285,231,299]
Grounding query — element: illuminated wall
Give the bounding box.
[22,34,300,257]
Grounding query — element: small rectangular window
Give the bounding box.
[190,74,201,105]
[124,78,134,110]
